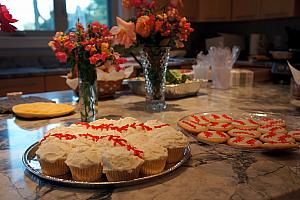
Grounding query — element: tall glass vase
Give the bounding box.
[78,62,98,122]
[140,47,170,111]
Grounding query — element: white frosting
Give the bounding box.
[139,142,168,161]
[102,147,144,172]
[124,133,151,147]
[65,146,102,168]
[89,118,116,126]
[113,117,141,126]
[144,120,165,127]
[151,131,188,149]
[36,140,72,163]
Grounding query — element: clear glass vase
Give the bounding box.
[78,63,98,122]
[140,47,170,112]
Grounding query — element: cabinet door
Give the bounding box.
[260,0,296,19]
[0,77,45,97]
[197,0,231,22]
[180,0,200,21]
[45,75,70,92]
[232,0,260,21]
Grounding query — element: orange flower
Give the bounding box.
[136,15,153,38]
[110,17,136,48]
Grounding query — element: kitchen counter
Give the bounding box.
[1,83,300,200]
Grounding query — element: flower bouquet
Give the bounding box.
[0,3,18,32]
[111,0,193,111]
[48,21,129,121]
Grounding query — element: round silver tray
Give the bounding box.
[177,111,300,152]
[22,142,191,188]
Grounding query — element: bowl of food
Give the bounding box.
[128,70,201,99]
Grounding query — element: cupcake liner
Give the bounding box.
[69,164,103,182]
[167,147,185,163]
[141,158,167,175]
[39,159,69,176]
[105,165,141,182]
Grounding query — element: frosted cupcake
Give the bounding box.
[65,146,103,182]
[151,131,188,163]
[36,140,72,176]
[138,142,168,175]
[102,147,144,181]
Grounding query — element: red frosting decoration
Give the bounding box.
[200,116,210,122]
[215,130,227,138]
[138,123,153,131]
[191,114,200,123]
[181,120,196,129]
[232,136,244,143]
[248,119,258,125]
[246,139,256,145]
[232,131,255,136]
[221,123,231,128]
[209,122,219,126]
[278,135,292,142]
[212,114,220,119]
[40,132,143,158]
[154,124,170,128]
[203,131,213,137]
[233,120,245,125]
[222,114,233,121]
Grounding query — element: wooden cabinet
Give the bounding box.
[0,77,45,96]
[197,0,231,22]
[232,0,260,21]
[182,0,300,22]
[0,75,70,97]
[45,75,69,92]
[180,0,199,21]
[260,0,298,19]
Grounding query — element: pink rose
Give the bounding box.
[110,17,136,48]
[136,15,153,38]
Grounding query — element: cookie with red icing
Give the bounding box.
[187,114,211,125]
[227,129,261,138]
[227,136,262,148]
[259,133,295,143]
[257,125,287,134]
[261,142,299,150]
[288,130,300,142]
[258,118,286,126]
[231,119,260,129]
[205,113,234,123]
[207,122,233,131]
[177,117,208,134]
[197,131,229,143]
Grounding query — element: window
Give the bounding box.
[1,0,111,32]
[66,0,109,29]
[3,0,54,31]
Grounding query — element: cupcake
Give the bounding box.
[151,130,188,163]
[36,140,72,176]
[65,146,103,182]
[138,142,168,175]
[102,147,144,181]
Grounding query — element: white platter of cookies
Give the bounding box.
[177,112,300,151]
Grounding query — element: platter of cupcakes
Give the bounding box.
[177,112,300,151]
[22,117,190,187]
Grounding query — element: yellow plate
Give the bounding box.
[12,102,75,119]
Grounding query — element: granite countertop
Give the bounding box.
[1,83,300,200]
